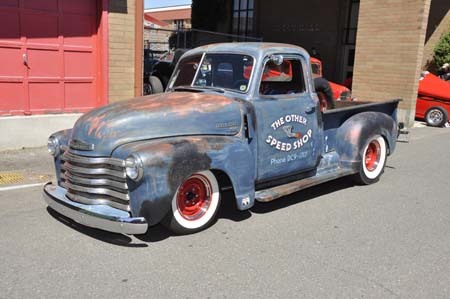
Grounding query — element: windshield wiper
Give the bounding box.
[172,86,204,92]
[197,86,225,93]
[172,86,225,93]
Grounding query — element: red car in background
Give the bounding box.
[416,72,450,127]
[310,58,352,101]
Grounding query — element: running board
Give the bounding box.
[255,168,357,202]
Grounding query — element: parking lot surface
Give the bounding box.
[1,126,449,298]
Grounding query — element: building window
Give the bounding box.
[344,0,359,45]
[174,19,185,30]
[232,0,254,37]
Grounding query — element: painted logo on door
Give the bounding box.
[265,114,312,152]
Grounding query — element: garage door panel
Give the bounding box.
[62,0,96,15]
[24,0,58,11]
[65,83,95,108]
[27,48,59,78]
[0,0,19,8]
[64,51,93,78]
[0,10,20,42]
[22,12,58,45]
[0,83,26,112]
[0,0,101,115]
[63,14,93,47]
[29,82,61,110]
[0,47,23,77]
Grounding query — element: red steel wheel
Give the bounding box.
[364,140,381,172]
[355,135,387,185]
[164,170,220,234]
[176,175,212,220]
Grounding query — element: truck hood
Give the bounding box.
[69,92,242,156]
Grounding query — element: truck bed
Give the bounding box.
[322,99,400,153]
[323,99,399,129]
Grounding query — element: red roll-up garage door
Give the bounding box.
[0,0,105,116]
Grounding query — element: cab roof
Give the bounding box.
[183,42,310,61]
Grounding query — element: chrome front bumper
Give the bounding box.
[42,183,148,235]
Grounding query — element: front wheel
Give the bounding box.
[163,171,221,234]
[354,135,387,185]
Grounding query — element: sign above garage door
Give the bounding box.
[0,0,106,116]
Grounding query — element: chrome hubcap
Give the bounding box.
[429,110,443,124]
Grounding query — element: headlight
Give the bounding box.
[125,154,144,181]
[47,137,60,156]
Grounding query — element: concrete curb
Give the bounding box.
[0,114,81,151]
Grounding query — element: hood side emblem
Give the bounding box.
[69,139,95,151]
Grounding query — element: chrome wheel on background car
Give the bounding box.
[163,171,221,234]
[425,107,448,127]
[354,135,387,185]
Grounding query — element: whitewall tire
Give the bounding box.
[163,170,220,234]
[355,135,387,185]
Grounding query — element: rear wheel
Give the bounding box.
[425,107,448,127]
[149,76,164,94]
[354,135,387,185]
[163,171,221,234]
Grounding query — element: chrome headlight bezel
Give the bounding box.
[47,136,60,157]
[125,154,144,182]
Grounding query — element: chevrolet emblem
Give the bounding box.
[69,139,94,151]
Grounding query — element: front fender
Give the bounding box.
[113,136,255,225]
[336,112,397,168]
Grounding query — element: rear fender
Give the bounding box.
[336,112,397,169]
[114,136,255,225]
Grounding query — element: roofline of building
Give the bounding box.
[144,5,191,13]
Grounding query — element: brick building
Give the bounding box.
[192,0,449,127]
[0,0,448,150]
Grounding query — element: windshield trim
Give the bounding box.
[171,51,257,94]
[190,52,206,88]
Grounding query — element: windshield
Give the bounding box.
[169,53,255,93]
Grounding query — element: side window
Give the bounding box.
[259,58,306,96]
[173,54,202,87]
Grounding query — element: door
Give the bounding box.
[254,55,321,183]
[0,0,103,116]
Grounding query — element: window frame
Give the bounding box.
[257,54,309,99]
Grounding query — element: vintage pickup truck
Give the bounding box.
[43,43,400,235]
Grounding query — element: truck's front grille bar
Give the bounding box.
[60,149,130,212]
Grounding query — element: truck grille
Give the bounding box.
[60,148,130,211]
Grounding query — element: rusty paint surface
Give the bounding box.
[45,42,400,232]
[70,92,242,157]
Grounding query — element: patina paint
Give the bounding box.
[336,111,397,168]
[113,136,255,224]
[44,42,400,235]
[70,92,242,157]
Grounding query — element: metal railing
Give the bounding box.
[144,27,263,52]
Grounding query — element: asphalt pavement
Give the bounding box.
[1,125,450,298]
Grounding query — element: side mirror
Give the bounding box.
[270,54,284,65]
